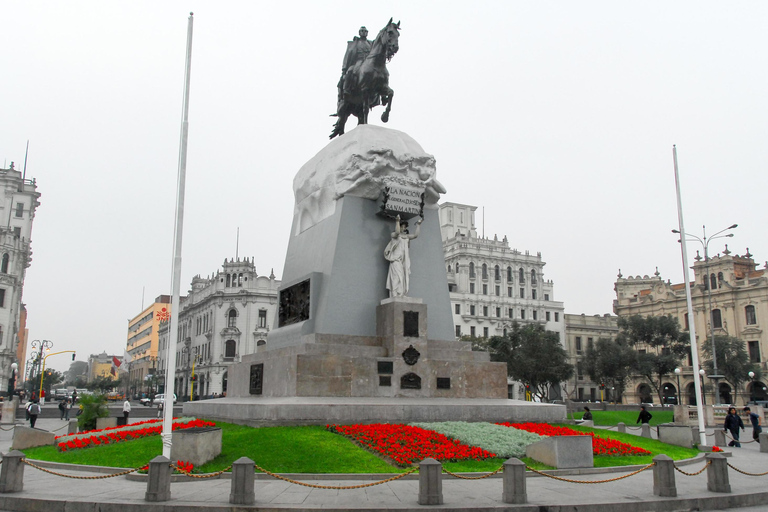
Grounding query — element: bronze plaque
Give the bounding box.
[401,372,421,389]
[403,311,419,337]
[278,279,310,327]
[249,364,264,395]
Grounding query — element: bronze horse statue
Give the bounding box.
[330,19,400,139]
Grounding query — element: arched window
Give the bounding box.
[0,253,8,274]
[519,268,525,283]
[507,266,513,282]
[469,262,475,278]
[256,339,266,346]
[717,272,724,288]
[710,274,717,290]
[683,313,689,331]
[494,265,500,281]
[238,273,243,286]
[447,265,451,274]
[226,274,231,287]
[455,263,459,274]
[225,339,236,358]
[746,305,757,325]
[711,309,722,329]
[481,263,488,279]
[228,309,237,328]
[531,269,537,285]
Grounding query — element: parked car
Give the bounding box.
[142,393,176,406]
[54,388,71,401]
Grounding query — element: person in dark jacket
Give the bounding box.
[744,407,762,441]
[582,407,593,421]
[637,406,653,424]
[724,407,745,447]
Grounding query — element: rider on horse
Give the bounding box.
[338,27,372,104]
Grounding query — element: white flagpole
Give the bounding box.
[162,12,194,459]
[672,145,707,447]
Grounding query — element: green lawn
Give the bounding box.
[572,409,673,426]
[22,420,696,473]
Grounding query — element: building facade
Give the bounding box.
[88,352,120,382]
[0,163,41,390]
[564,313,619,402]
[440,202,566,399]
[614,248,768,406]
[125,295,170,397]
[156,257,279,399]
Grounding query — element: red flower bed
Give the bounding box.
[499,422,651,457]
[57,419,215,452]
[328,424,495,466]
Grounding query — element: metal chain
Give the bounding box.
[442,465,503,479]
[252,462,417,489]
[0,425,16,431]
[23,459,145,479]
[724,431,758,444]
[525,462,655,484]
[170,463,232,479]
[726,463,768,477]
[673,460,711,476]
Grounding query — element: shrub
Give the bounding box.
[77,393,109,431]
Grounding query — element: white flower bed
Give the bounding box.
[410,421,543,458]
[55,417,198,444]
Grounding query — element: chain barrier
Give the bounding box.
[23,459,146,479]
[0,425,15,431]
[524,462,655,484]
[625,426,643,431]
[442,465,503,479]
[673,460,711,476]
[252,461,417,489]
[170,463,232,479]
[724,431,758,444]
[726,463,768,477]
[51,423,71,433]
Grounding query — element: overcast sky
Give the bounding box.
[2,2,766,373]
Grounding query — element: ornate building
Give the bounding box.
[614,248,768,406]
[125,295,170,396]
[564,313,619,402]
[440,202,566,399]
[0,163,41,391]
[156,257,279,398]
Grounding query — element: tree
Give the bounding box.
[484,323,573,401]
[77,393,109,430]
[701,335,761,405]
[64,361,89,386]
[618,315,689,404]
[583,337,636,402]
[41,369,64,397]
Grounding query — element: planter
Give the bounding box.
[170,427,222,466]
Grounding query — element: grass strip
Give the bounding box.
[572,410,673,426]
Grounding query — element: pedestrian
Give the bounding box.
[64,398,72,421]
[724,406,745,447]
[157,400,164,419]
[744,406,762,441]
[27,400,41,428]
[71,389,78,404]
[58,399,66,420]
[637,406,653,424]
[122,398,131,422]
[582,407,593,420]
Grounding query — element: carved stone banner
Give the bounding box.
[380,184,425,220]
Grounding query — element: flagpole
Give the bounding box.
[162,12,194,459]
[672,145,707,446]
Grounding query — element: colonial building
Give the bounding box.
[125,295,170,397]
[156,257,279,399]
[440,202,566,399]
[0,163,41,390]
[614,248,768,406]
[564,313,619,402]
[87,352,120,382]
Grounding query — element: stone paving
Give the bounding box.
[1,406,767,511]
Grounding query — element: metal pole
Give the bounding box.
[162,12,194,459]
[672,146,707,446]
[703,233,721,404]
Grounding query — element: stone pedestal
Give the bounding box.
[525,435,593,469]
[0,397,18,425]
[170,427,222,466]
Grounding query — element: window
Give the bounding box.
[447,265,452,274]
[577,362,583,380]
[0,289,5,308]
[507,287,512,297]
[482,284,488,295]
[531,269,537,285]
[238,273,243,286]
[228,309,237,328]
[746,305,757,325]
[532,289,537,300]
[508,308,514,318]
[494,265,500,281]
[519,288,524,299]
[455,325,461,337]
[455,263,459,274]
[470,326,476,337]
[519,268,525,283]
[533,310,538,320]
[710,274,717,290]
[259,310,267,328]
[554,312,559,322]
[496,307,501,318]
[12,227,20,237]
[455,304,460,314]
[470,305,476,315]
[544,294,550,301]
[469,262,475,278]
[684,313,689,330]
[0,253,7,273]
[521,309,526,320]
[469,283,475,294]
[507,266,513,282]
[717,272,724,288]
[482,306,488,317]
[256,339,266,346]
[712,309,722,329]
[226,274,231,287]
[482,264,488,280]
[495,285,500,296]
[575,337,582,353]
[483,327,489,338]
[225,340,236,358]
[546,311,551,321]
[14,203,23,218]
[748,341,760,363]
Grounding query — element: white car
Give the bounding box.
[141,394,177,406]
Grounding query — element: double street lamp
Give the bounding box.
[673,223,737,404]
[674,367,682,405]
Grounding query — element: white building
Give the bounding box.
[440,202,566,399]
[0,163,41,389]
[157,257,279,398]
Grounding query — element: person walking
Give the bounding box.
[122,398,131,423]
[724,407,745,447]
[744,406,762,441]
[71,389,77,404]
[157,400,164,419]
[64,398,72,420]
[58,399,67,420]
[27,400,41,428]
[637,406,653,424]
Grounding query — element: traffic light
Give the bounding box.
[72,353,76,361]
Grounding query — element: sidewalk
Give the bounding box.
[1,417,767,511]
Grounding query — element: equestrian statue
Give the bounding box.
[330,19,400,139]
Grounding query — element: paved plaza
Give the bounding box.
[1,406,768,511]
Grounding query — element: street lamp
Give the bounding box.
[748,371,756,404]
[674,368,682,405]
[673,223,737,404]
[30,340,53,401]
[7,362,17,396]
[699,369,707,405]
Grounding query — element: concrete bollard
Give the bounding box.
[652,454,676,497]
[713,430,726,447]
[418,458,443,505]
[617,422,626,434]
[145,455,172,502]
[67,419,78,435]
[641,424,651,438]
[759,432,768,453]
[705,453,731,493]
[502,458,526,504]
[0,451,25,493]
[229,457,255,505]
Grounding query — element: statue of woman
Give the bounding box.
[384,215,422,297]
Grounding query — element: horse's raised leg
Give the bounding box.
[381,88,394,123]
[330,107,349,139]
